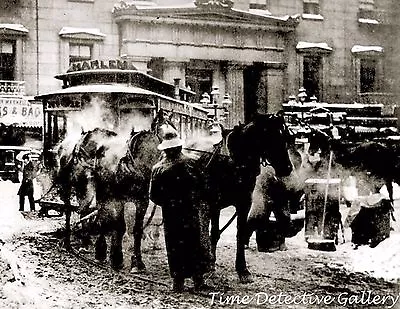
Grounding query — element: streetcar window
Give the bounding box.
[4,150,15,165]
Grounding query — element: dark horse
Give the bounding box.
[55,127,118,249]
[55,111,168,269]
[191,113,293,282]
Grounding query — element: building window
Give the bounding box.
[249,0,269,10]
[303,0,320,15]
[360,58,377,93]
[0,41,15,80]
[359,0,375,11]
[186,68,213,104]
[303,55,322,100]
[352,45,383,94]
[59,27,105,72]
[69,43,92,65]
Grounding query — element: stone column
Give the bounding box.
[265,64,286,113]
[285,31,298,100]
[225,62,246,128]
[15,38,24,80]
[256,70,268,114]
[162,59,188,86]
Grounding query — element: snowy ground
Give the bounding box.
[222,199,400,284]
[0,179,45,240]
[1,179,400,308]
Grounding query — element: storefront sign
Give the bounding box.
[0,97,43,127]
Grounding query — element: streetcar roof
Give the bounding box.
[35,84,158,98]
[34,84,208,113]
[54,69,196,96]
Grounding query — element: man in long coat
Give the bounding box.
[149,128,212,292]
[18,154,36,211]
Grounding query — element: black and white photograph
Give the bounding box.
[1,0,400,308]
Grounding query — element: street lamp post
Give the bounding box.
[200,86,232,123]
[298,87,307,120]
[200,92,210,106]
[221,93,232,121]
[211,86,220,121]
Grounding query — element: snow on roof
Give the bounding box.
[232,9,299,22]
[301,13,324,20]
[118,1,195,10]
[248,9,272,17]
[0,24,28,33]
[59,27,106,37]
[358,18,379,25]
[296,41,333,51]
[129,0,157,6]
[351,45,384,53]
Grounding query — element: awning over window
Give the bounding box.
[296,41,333,52]
[0,24,29,35]
[351,45,384,54]
[59,27,106,40]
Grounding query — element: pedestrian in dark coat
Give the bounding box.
[149,128,212,292]
[18,154,36,211]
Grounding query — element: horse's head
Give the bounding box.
[126,130,161,169]
[228,113,293,177]
[116,127,163,196]
[68,128,117,212]
[307,127,332,157]
[255,113,293,176]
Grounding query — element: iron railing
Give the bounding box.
[0,80,25,96]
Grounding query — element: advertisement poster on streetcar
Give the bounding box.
[0,97,43,127]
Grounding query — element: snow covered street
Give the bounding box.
[0,179,400,308]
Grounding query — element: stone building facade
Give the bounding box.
[0,0,398,127]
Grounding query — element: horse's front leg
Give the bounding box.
[131,199,148,273]
[60,188,72,249]
[210,208,220,265]
[64,206,72,249]
[95,233,107,262]
[236,203,253,283]
[110,221,126,270]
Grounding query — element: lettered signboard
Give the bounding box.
[0,97,43,127]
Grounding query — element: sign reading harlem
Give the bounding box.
[0,97,43,127]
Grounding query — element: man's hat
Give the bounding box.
[157,127,184,150]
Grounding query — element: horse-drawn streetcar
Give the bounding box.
[36,59,210,168]
[34,59,210,217]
